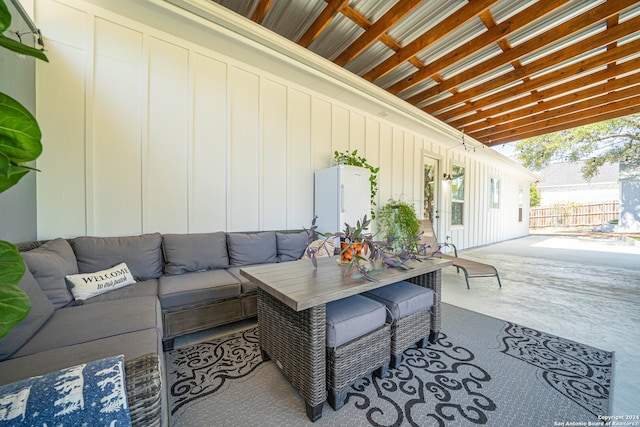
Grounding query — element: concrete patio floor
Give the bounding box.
[440,234,640,416]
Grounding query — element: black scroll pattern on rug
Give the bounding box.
[499,322,612,417]
[347,333,496,426]
[168,327,263,416]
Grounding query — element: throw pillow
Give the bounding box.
[21,238,78,309]
[276,231,309,262]
[227,231,277,267]
[0,266,54,361]
[73,233,163,281]
[65,263,136,302]
[162,232,229,274]
[301,239,335,259]
[0,355,131,426]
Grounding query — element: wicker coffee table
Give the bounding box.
[240,256,451,422]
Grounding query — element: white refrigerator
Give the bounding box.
[314,165,372,241]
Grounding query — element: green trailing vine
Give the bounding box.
[377,199,421,253]
[333,150,379,219]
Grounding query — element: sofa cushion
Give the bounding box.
[0,355,132,426]
[162,232,229,274]
[301,239,335,259]
[80,279,158,305]
[22,238,77,309]
[363,281,434,320]
[66,262,136,302]
[227,231,277,267]
[276,231,308,262]
[226,267,256,293]
[159,270,241,310]
[0,267,54,361]
[0,328,161,387]
[12,296,161,358]
[73,233,163,280]
[326,294,386,348]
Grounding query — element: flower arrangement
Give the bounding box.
[304,214,433,282]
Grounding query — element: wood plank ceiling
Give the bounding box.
[211,0,640,146]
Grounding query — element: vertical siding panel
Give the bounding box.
[332,105,349,155]
[35,1,87,239]
[287,89,313,228]
[378,123,393,204]
[364,118,380,211]
[145,37,189,233]
[228,67,260,231]
[349,112,365,154]
[403,134,414,202]
[312,97,332,172]
[92,19,143,237]
[413,138,423,216]
[392,129,404,198]
[191,53,228,232]
[261,78,288,230]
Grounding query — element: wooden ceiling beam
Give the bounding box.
[446,58,640,129]
[433,37,640,121]
[460,71,640,135]
[385,0,568,95]
[297,0,349,48]
[409,0,637,105]
[362,0,499,82]
[419,14,640,114]
[472,85,640,141]
[483,99,640,145]
[333,0,423,67]
[251,0,273,24]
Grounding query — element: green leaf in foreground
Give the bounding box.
[0,240,31,340]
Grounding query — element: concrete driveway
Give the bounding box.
[441,234,640,416]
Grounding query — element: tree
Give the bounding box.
[530,185,541,207]
[515,113,640,181]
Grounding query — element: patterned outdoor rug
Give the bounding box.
[166,303,613,426]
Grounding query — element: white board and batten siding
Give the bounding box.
[33,0,534,251]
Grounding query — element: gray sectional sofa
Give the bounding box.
[0,229,308,426]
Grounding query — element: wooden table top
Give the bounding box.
[240,257,453,311]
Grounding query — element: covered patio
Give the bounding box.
[441,234,640,415]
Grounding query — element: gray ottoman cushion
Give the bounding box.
[363,281,433,321]
[326,295,386,348]
[159,270,241,310]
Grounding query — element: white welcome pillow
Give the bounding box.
[66,262,136,301]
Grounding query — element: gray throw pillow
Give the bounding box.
[163,232,230,275]
[0,265,54,361]
[276,231,308,262]
[22,238,77,309]
[227,231,277,267]
[73,233,163,281]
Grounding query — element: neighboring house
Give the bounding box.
[536,161,619,205]
[619,160,640,232]
[0,0,538,252]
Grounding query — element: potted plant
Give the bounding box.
[305,215,427,282]
[377,199,421,253]
[0,0,48,339]
[333,150,379,219]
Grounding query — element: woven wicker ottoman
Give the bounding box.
[363,280,433,369]
[326,294,391,410]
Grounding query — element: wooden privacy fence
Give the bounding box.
[530,201,620,229]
